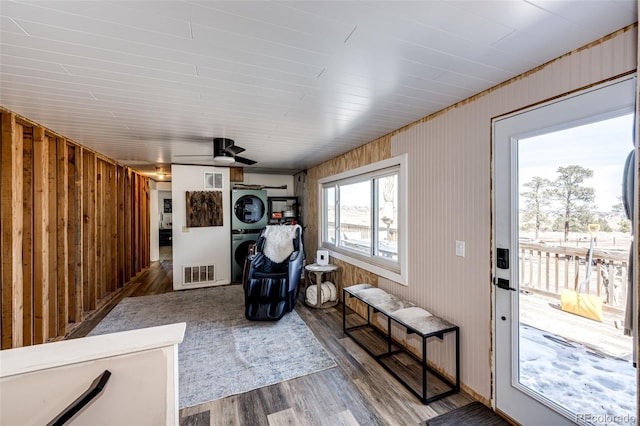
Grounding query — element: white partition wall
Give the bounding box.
[171,164,231,290]
[0,323,185,426]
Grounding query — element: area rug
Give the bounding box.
[425,402,510,426]
[89,285,336,409]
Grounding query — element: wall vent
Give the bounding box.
[204,172,223,189]
[183,264,216,285]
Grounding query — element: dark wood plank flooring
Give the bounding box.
[71,246,475,425]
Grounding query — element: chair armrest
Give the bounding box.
[287,250,303,290]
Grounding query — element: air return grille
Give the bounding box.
[183,264,215,285]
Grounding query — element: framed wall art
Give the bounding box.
[186,190,223,227]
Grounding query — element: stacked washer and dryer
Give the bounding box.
[230,189,268,283]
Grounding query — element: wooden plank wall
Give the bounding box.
[0,109,150,349]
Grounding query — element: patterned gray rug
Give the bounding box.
[89,285,336,409]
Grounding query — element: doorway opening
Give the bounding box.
[159,189,173,262]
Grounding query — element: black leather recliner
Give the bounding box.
[244,225,303,321]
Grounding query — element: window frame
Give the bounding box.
[318,154,408,285]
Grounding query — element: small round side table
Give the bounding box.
[304,263,339,309]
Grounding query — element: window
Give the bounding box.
[339,179,371,255]
[319,155,407,284]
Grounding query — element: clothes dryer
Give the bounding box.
[231,231,259,283]
[231,189,267,230]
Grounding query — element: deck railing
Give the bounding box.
[519,242,629,311]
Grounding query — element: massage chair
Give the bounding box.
[244,225,303,321]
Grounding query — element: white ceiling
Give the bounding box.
[0,1,636,177]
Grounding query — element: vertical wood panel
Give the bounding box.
[132,173,139,274]
[88,154,97,309]
[32,126,49,344]
[66,144,76,323]
[104,162,110,292]
[117,165,125,288]
[95,160,104,299]
[47,134,58,337]
[142,178,149,268]
[139,176,144,270]
[21,126,33,346]
[109,164,118,292]
[140,177,145,270]
[137,174,142,273]
[141,176,146,269]
[124,169,132,281]
[68,144,83,323]
[56,137,69,336]
[82,150,96,312]
[1,112,24,349]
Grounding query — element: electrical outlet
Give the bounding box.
[455,241,465,257]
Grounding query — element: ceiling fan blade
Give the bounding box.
[224,145,245,155]
[213,137,234,153]
[234,156,257,165]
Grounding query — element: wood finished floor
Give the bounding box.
[73,247,475,425]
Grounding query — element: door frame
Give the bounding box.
[491,75,637,425]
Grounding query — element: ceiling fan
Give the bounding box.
[174,137,257,165]
[213,138,257,165]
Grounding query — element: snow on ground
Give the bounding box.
[520,324,637,425]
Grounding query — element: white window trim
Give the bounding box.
[318,154,408,286]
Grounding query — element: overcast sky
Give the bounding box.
[518,113,634,212]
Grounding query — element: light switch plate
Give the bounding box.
[455,241,465,257]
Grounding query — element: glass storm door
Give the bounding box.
[493,77,636,425]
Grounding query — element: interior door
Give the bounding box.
[493,77,636,425]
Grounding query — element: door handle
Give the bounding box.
[494,278,516,291]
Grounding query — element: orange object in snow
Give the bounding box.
[560,224,603,322]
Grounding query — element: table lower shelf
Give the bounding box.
[342,294,460,404]
[305,299,339,309]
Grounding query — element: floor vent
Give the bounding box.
[183,264,215,285]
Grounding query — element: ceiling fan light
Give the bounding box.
[213,154,235,164]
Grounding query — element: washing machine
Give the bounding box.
[231,189,268,230]
[231,230,260,283]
